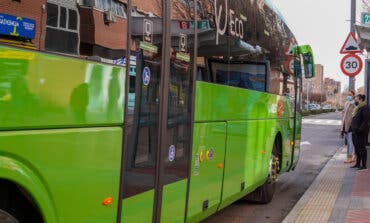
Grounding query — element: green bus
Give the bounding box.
[0,0,315,222]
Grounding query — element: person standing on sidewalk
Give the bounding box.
[350,94,370,170]
[342,90,356,163]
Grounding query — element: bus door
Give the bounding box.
[291,56,303,168]
[119,2,195,222]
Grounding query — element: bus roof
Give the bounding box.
[264,0,290,30]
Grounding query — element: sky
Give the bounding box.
[270,0,364,91]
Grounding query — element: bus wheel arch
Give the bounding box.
[0,156,57,223]
[274,132,283,172]
[244,133,282,204]
[0,179,44,223]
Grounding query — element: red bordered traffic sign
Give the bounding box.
[285,39,297,56]
[285,57,294,75]
[340,32,362,54]
[340,54,363,77]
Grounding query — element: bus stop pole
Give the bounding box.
[366,59,370,105]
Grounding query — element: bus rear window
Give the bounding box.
[211,61,267,92]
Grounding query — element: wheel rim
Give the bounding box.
[0,210,18,223]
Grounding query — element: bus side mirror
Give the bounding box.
[296,45,315,79]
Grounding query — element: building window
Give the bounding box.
[82,0,127,18]
[45,3,79,55]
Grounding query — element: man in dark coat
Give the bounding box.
[350,94,370,170]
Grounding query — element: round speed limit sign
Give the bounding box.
[340,54,363,77]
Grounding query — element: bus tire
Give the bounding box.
[244,138,281,204]
[0,209,19,223]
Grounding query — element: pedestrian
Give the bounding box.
[350,94,370,170]
[341,90,356,163]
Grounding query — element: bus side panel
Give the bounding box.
[219,120,275,209]
[0,127,122,223]
[160,179,187,223]
[0,45,125,130]
[186,122,226,223]
[121,190,154,223]
[194,81,289,122]
[194,81,296,173]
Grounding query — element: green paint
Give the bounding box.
[189,21,209,29]
[297,45,315,78]
[217,177,266,210]
[0,45,125,130]
[121,190,154,223]
[176,52,190,62]
[139,41,158,54]
[194,81,294,121]
[222,121,272,200]
[0,127,122,223]
[0,156,58,223]
[161,179,187,223]
[292,113,302,168]
[186,82,297,221]
[187,123,227,223]
[0,45,303,222]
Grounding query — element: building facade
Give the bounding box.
[312,64,324,94]
[0,0,46,50]
[324,77,342,106]
[302,64,324,104]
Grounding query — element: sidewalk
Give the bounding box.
[283,146,370,223]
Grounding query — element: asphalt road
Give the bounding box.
[203,112,344,223]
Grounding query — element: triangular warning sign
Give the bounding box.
[340,32,362,54]
[285,39,297,56]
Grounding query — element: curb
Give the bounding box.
[282,146,347,223]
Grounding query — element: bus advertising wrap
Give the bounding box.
[0,13,36,39]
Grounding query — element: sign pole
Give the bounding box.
[349,0,356,91]
[366,59,370,105]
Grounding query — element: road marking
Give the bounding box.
[300,141,311,146]
[302,119,342,126]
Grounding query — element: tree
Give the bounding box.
[302,92,326,104]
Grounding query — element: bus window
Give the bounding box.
[211,60,267,92]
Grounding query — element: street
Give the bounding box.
[203,112,344,223]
